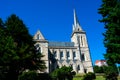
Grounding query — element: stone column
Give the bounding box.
[80,62,85,73]
[57,49,60,60]
[63,49,66,60]
[70,49,73,60]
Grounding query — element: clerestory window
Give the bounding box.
[60,51,63,60]
[67,51,70,60]
[54,51,57,57]
[73,51,76,60]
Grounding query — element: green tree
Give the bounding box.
[98,0,120,65]
[103,65,118,80]
[82,72,96,80]
[0,18,18,80]
[50,66,75,80]
[18,70,39,80]
[98,0,120,79]
[93,66,104,73]
[0,14,46,80]
[0,18,7,79]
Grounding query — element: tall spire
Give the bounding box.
[73,9,77,27]
[73,9,83,31]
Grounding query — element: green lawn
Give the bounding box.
[73,75,120,80]
[95,76,105,80]
[73,76,105,80]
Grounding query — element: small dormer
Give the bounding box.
[33,30,45,40]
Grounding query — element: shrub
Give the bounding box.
[103,65,118,80]
[50,66,76,80]
[18,70,39,80]
[38,73,51,80]
[93,66,104,73]
[82,72,96,80]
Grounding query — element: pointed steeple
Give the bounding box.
[73,9,78,27]
[73,9,83,32]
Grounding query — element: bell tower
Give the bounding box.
[71,9,88,47]
[33,30,49,73]
[71,9,93,73]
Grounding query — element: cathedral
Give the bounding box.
[33,10,93,73]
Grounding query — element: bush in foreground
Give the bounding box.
[103,65,118,80]
[82,72,96,80]
[50,66,76,80]
[18,70,39,80]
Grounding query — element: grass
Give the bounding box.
[73,76,105,80]
[95,76,105,80]
[73,74,120,80]
[118,76,120,80]
[73,77,82,80]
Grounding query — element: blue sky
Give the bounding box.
[0,0,106,65]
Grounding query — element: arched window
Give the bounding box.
[77,65,80,70]
[54,51,57,57]
[56,65,59,68]
[73,51,76,60]
[84,69,87,73]
[60,51,63,60]
[35,44,41,53]
[81,36,83,46]
[70,64,73,69]
[81,53,85,61]
[67,51,70,60]
[37,34,40,40]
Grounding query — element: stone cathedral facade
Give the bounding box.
[33,10,93,73]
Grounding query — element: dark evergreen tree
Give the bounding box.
[103,65,118,80]
[98,0,120,79]
[0,18,18,80]
[0,14,46,80]
[98,0,120,65]
[18,71,39,80]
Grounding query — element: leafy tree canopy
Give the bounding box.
[50,66,75,80]
[0,14,46,80]
[98,0,120,65]
[98,0,120,79]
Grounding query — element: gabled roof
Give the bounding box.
[48,42,74,47]
[33,29,45,40]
